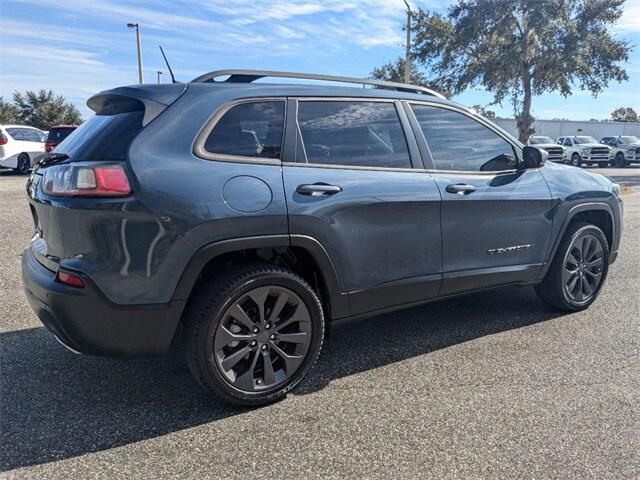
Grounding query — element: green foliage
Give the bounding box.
[471,105,497,119]
[0,97,19,124]
[610,106,638,122]
[9,90,82,130]
[410,0,631,141]
[370,57,447,94]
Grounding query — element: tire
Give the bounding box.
[535,222,609,312]
[14,153,30,175]
[614,153,626,168]
[182,263,325,406]
[571,153,581,167]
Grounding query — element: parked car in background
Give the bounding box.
[557,136,611,168]
[601,136,640,168]
[45,125,78,153]
[527,136,565,163]
[22,70,623,406]
[0,125,46,174]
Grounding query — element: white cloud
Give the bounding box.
[616,0,640,32]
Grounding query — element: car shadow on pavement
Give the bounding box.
[0,286,562,471]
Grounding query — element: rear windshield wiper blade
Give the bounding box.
[37,153,69,168]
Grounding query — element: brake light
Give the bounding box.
[0,133,7,146]
[43,164,131,197]
[56,271,85,288]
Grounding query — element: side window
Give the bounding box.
[203,101,285,159]
[6,128,23,141]
[296,101,411,169]
[411,105,517,172]
[563,138,572,146]
[23,129,41,142]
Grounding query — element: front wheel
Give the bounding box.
[183,264,324,406]
[614,153,626,168]
[14,153,30,175]
[571,153,582,167]
[535,222,609,311]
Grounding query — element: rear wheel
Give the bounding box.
[183,264,324,406]
[14,153,30,175]
[535,222,609,311]
[614,153,626,168]
[571,153,581,167]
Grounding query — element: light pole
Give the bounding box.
[157,71,163,84]
[403,0,412,84]
[126,22,144,84]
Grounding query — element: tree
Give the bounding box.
[611,107,638,122]
[471,105,497,119]
[371,57,446,94]
[11,90,82,130]
[0,97,18,124]
[410,0,631,142]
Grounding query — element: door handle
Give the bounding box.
[445,183,477,195]
[296,183,342,196]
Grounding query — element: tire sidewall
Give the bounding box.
[196,272,324,404]
[17,154,30,174]
[571,153,581,167]
[559,225,610,310]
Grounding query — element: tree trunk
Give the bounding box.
[517,70,535,143]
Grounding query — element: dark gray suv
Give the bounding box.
[22,70,623,406]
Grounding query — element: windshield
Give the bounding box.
[574,136,598,144]
[620,136,640,144]
[529,136,554,144]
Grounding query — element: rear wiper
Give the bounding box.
[37,153,69,169]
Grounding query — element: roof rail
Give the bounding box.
[191,69,446,99]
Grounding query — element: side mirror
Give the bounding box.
[522,146,547,169]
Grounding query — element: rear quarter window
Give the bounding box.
[201,101,285,159]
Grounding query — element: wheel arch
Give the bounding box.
[538,202,615,281]
[172,234,348,320]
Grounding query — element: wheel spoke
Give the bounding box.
[270,343,304,373]
[274,332,307,344]
[228,304,256,330]
[566,253,579,269]
[586,256,603,268]
[566,272,579,293]
[262,350,276,385]
[582,276,594,296]
[215,325,253,349]
[585,269,602,280]
[268,290,289,323]
[234,349,260,390]
[275,302,310,331]
[221,344,252,371]
[248,288,269,325]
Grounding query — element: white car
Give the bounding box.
[527,135,565,163]
[0,125,47,174]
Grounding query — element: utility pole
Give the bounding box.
[403,0,412,84]
[127,23,144,84]
[157,71,163,84]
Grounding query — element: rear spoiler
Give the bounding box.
[87,83,187,127]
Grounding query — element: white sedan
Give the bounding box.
[0,125,47,174]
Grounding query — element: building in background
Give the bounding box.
[493,118,640,140]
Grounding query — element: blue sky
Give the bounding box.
[1,0,639,120]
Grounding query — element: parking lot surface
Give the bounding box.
[1,168,638,479]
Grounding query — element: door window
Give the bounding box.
[411,105,517,172]
[296,101,411,169]
[563,138,572,146]
[203,101,285,159]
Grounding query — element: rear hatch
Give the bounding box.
[27,83,186,271]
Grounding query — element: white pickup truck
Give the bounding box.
[556,136,611,168]
[601,136,640,168]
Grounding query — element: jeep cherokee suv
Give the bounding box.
[22,70,623,406]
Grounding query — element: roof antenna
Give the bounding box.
[159,45,177,83]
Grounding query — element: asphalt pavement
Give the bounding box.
[0,167,638,479]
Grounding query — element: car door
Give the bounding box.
[281,98,442,317]
[407,102,553,296]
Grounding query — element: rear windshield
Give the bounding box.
[55,111,144,160]
[47,127,76,142]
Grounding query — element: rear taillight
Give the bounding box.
[0,133,7,146]
[43,164,131,197]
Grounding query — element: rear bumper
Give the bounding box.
[21,247,185,357]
